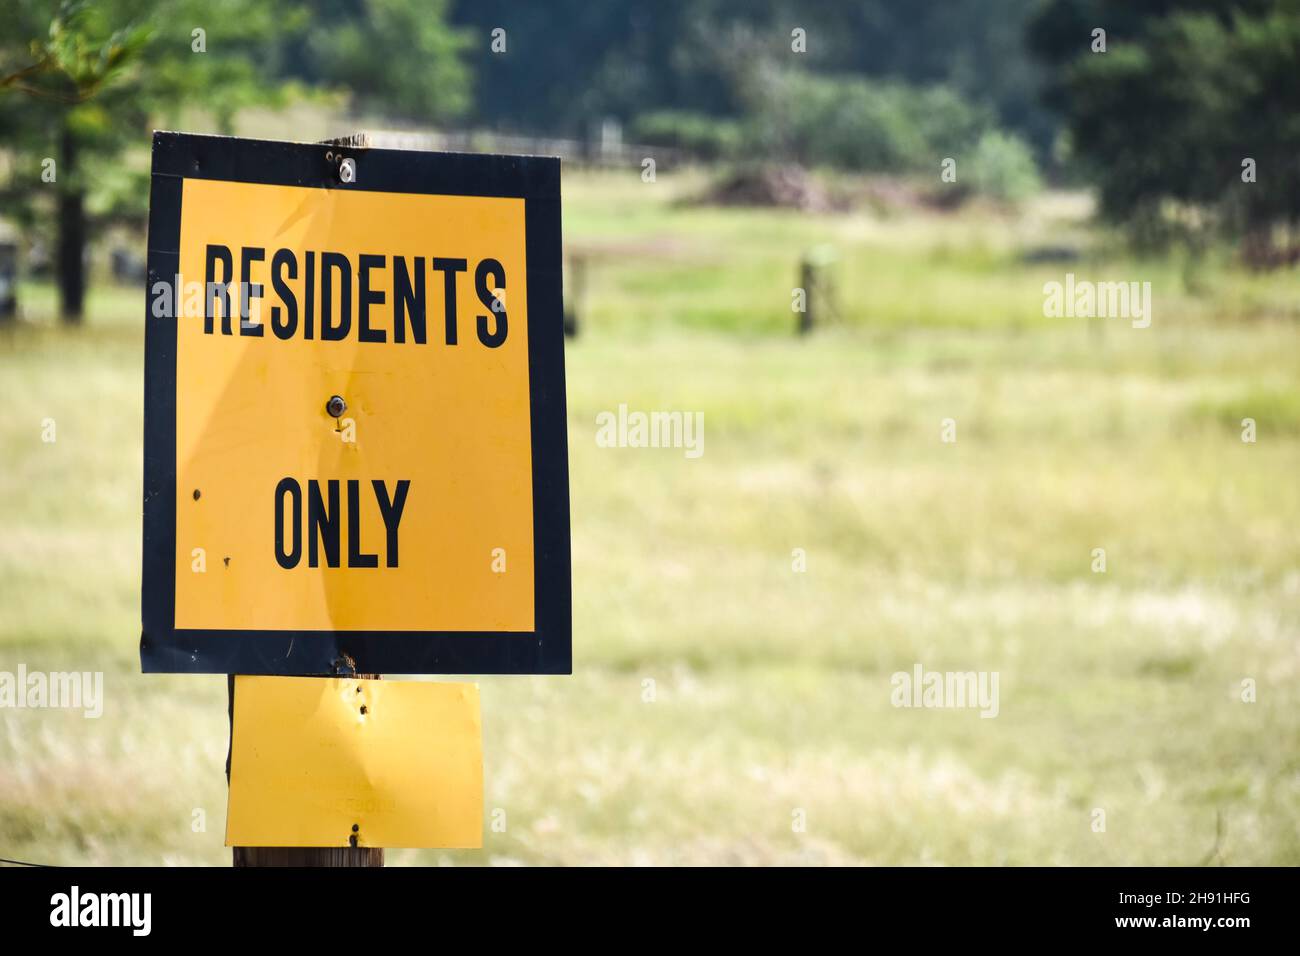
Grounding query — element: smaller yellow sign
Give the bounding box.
[226,675,482,849]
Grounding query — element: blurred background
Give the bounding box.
[0,0,1297,865]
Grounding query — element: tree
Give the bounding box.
[278,0,472,122]
[1,1,147,321]
[1028,0,1300,264]
[448,0,1052,148]
[0,0,473,322]
[0,0,295,321]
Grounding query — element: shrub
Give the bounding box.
[966,131,1041,204]
[630,110,746,160]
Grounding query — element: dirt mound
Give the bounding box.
[700,165,848,213]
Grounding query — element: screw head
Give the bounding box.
[326,395,347,417]
[338,157,356,184]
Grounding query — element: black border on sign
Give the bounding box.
[141,132,571,675]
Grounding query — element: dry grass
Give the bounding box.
[0,171,1297,865]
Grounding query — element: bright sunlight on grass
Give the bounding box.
[1,169,1297,865]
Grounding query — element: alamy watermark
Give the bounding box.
[891,663,999,718]
[0,665,103,718]
[1043,273,1151,328]
[596,404,704,459]
[50,886,150,936]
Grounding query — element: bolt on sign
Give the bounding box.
[141,132,570,675]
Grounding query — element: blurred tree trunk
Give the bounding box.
[57,124,85,323]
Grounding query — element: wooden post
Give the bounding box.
[226,669,385,867]
[797,245,839,336]
[564,253,585,338]
[0,232,17,321]
[798,258,815,335]
[57,125,86,322]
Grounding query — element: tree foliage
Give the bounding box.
[276,0,471,121]
[0,0,472,319]
[1028,0,1300,260]
[450,0,1052,149]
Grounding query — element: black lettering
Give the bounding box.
[321,252,352,341]
[204,244,233,335]
[303,251,315,340]
[270,249,298,339]
[393,256,426,344]
[475,258,508,347]
[357,254,386,343]
[373,479,410,568]
[274,477,302,569]
[433,257,467,345]
[239,246,265,336]
[347,479,379,568]
[307,479,340,568]
[302,251,315,340]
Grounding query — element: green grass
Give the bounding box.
[1,170,1298,865]
[565,170,1300,334]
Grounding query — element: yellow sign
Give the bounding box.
[226,675,483,849]
[175,178,533,632]
[141,133,571,675]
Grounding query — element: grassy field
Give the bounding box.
[1,169,1298,865]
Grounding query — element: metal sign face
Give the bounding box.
[142,132,570,675]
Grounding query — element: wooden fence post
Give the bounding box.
[564,253,585,338]
[797,245,839,336]
[798,258,816,335]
